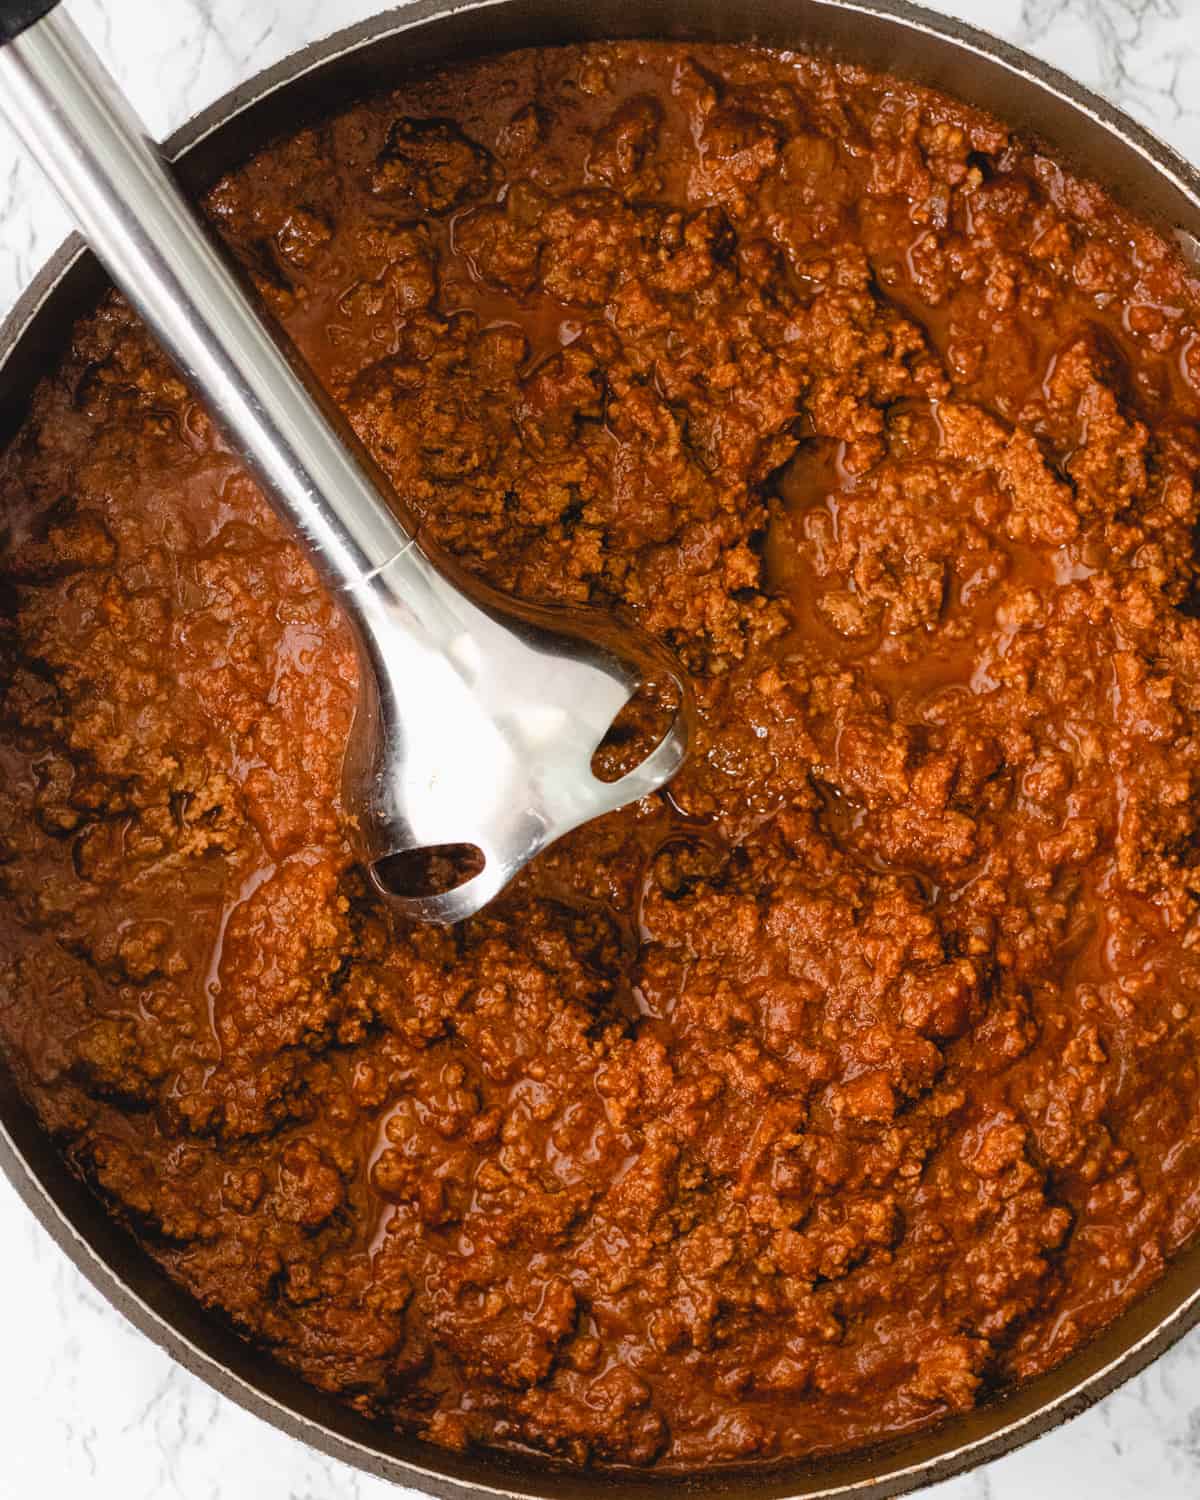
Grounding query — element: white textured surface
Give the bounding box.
[2,1,1200,1496]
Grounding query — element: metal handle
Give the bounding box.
[0,5,415,592]
[0,3,692,924]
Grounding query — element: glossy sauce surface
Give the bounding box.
[3,41,1200,1470]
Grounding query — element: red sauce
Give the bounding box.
[3,40,1200,1471]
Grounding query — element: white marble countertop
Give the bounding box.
[2,1,1200,1497]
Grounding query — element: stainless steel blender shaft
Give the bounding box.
[0,5,413,587]
[0,3,689,923]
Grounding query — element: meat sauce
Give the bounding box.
[3,40,1200,1470]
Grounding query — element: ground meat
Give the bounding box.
[3,39,1200,1473]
